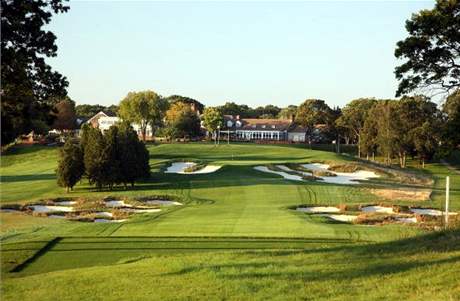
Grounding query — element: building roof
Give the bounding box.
[223,115,293,131]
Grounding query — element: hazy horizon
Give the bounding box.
[47,1,434,108]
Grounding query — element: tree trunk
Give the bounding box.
[422,158,425,168]
[357,135,361,158]
[142,127,146,142]
[66,186,69,193]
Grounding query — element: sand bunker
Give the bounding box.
[253,166,304,181]
[165,162,221,174]
[410,208,458,216]
[302,163,379,184]
[255,163,379,185]
[361,205,395,214]
[396,217,418,223]
[297,206,340,213]
[323,214,358,223]
[28,205,74,213]
[95,212,113,218]
[53,201,76,206]
[104,200,133,208]
[94,218,126,223]
[144,200,182,206]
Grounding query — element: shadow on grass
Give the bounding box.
[0,174,56,183]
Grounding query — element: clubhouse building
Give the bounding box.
[221,115,310,143]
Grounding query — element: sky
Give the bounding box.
[47,0,434,108]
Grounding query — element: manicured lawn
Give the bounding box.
[1,143,459,300]
[2,230,459,301]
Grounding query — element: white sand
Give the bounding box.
[324,214,358,222]
[120,208,161,213]
[28,205,74,213]
[396,217,417,223]
[95,212,113,218]
[302,163,379,185]
[53,201,76,206]
[94,218,126,223]
[410,208,458,216]
[105,200,133,208]
[302,163,330,171]
[144,200,182,206]
[165,162,221,174]
[297,206,341,213]
[361,205,395,214]
[254,166,304,181]
[48,215,66,219]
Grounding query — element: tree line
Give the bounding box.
[56,122,150,192]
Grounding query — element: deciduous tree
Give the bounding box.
[202,107,223,145]
[395,0,460,97]
[1,0,70,145]
[118,91,168,141]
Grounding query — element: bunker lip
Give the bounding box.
[165,162,221,174]
[144,200,182,206]
[320,214,358,223]
[296,206,341,213]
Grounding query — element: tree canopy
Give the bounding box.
[1,0,70,144]
[52,97,77,131]
[118,90,168,141]
[165,102,201,139]
[395,0,460,97]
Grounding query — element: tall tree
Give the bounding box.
[395,0,460,97]
[118,91,168,141]
[56,139,84,192]
[83,127,106,190]
[101,126,122,190]
[52,97,76,131]
[443,89,460,148]
[165,102,201,139]
[295,99,333,144]
[336,98,377,157]
[202,107,223,145]
[1,0,69,145]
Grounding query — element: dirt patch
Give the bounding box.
[370,188,431,201]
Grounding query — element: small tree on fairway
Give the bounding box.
[56,139,84,192]
[202,107,223,145]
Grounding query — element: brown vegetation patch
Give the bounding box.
[370,188,431,201]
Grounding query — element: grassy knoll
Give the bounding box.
[1,230,459,301]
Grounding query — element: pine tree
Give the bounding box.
[56,139,84,192]
[102,126,122,189]
[118,122,150,188]
[83,127,106,190]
